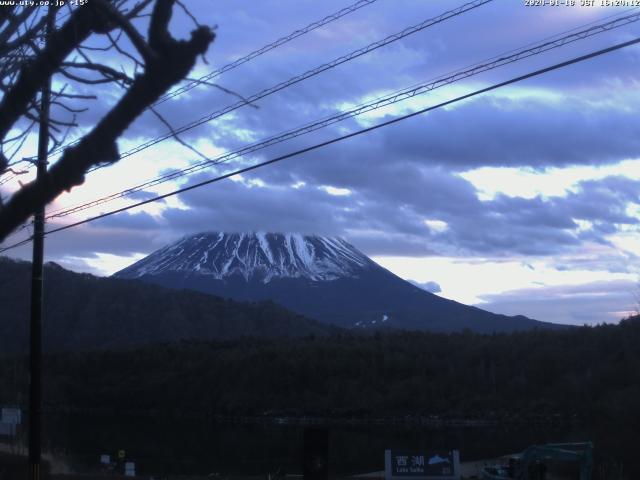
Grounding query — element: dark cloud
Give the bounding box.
[5,165,635,272]
[115,166,635,260]
[564,176,640,224]
[477,279,638,326]
[44,224,160,258]
[552,249,639,275]
[92,0,640,171]
[427,175,639,257]
[38,0,640,164]
[3,0,638,331]
[3,221,164,265]
[380,97,640,170]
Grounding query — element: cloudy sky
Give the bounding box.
[2,0,640,325]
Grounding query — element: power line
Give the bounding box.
[0,174,16,187]
[40,0,384,161]
[2,0,493,236]
[69,0,494,168]
[40,0,498,218]
[0,235,33,253]
[154,0,382,105]
[3,36,638,253]
[44,10,640,221]
[9,36,634,248]
[382,6,639,102]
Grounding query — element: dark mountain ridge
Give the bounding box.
[0,257,338,353]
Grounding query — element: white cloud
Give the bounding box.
[424,219,449,233]
[459,159,640,201]
[373,254,637,310]
[320,185,351,196]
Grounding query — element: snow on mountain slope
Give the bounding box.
[115,231,559,333]
[116,232,377,283]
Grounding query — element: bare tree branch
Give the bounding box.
[54,92,98,100]
[184,77,259,109]
[150,106,211,162]
[176,0,201,28]
[125,0,154,18]
[5,167,29,176]
[0,6,101,141]
[61,61,135,85]
[59,68,119,85]
[51,100,88,114]
[0,0,215,241]
[95,0,156,63]
[149,0,174,49]
[78,29,124,52]
[0,7,35,48]
[0,14,47,56]
[106,30,144,69]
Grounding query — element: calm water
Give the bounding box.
[37,414,637,477]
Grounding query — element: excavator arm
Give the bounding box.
[515,442,593,480]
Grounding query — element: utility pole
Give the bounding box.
[29,7,54,480]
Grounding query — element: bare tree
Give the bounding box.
[0,0,215,242]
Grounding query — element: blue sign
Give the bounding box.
[385,450,460,480]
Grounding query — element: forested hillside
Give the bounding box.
[1,317,638,426]
[0,257,337,352]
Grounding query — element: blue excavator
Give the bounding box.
[480,442,593,480]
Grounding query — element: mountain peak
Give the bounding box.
[115,231,555,333]
[116,232,375,283]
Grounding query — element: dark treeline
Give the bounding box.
[0,257,337,353]
[1,317,639,426]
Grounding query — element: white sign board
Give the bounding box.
[125,461,136,477]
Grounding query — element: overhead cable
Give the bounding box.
[45,10,640,221]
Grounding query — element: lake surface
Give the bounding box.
[36,414,636,477]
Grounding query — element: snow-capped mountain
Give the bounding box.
[117,232,376,283]
[115,232,560,333]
